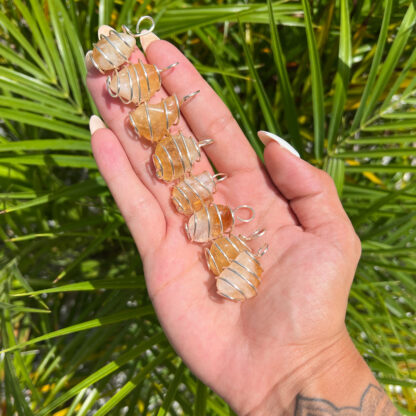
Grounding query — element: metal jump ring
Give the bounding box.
[213,173,227,183]
[87,50,105,74]
[161,62,179,72]
[233,205,255,223]
[122,15,155,38]
[182,90,200,103]
[106,74,118,98]
[198,139,213,148]
[257,244,269,257]
[241,229,265,241]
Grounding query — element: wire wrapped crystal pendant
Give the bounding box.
[153,133,213,182]
[106,61,178,104]
[205,230,264,275]
[216,245,268,302]
[87,16,155,74]
[129,91,199,142]
[185,204,255,243]
[172,172,227,215]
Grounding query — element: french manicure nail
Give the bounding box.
[98,25,114,38]
[84,50,94,72]
[258,131,300,158]
[140,32,160,52]
[89,115,106,135]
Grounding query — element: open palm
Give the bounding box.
[86,35,361,414]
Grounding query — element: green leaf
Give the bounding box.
[0,139,91,152]
[0,12,48,79]
[94,350,172,416]
[157,362,186,416]
[36,332,165,416]
[53,221,123,282]
[327,0,351,149]
[324,157,345,196]
[48,0,83,110]
[238,20,280,135]
[0,179,103,214]
[13,279,145,297]
[301,0,325,159]
[1,306,154,353]
[0,97,88,124]
[267,0,301,152]
[12,0,55,80]
[194,379,208,416]
[29,0,68,90]
[3,354,35,415]
[351,0,393,131]
[0,108,90,139]
[360,2,416,124]
[0,154,96,169]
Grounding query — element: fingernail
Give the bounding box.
[89,115,106,135]
[98,25,114,38]
[85,50,94,72]
[140,32,160,52]
[258,131,300,158]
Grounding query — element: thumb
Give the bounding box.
[260,132,360,255]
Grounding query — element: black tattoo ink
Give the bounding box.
[295,383,400,415]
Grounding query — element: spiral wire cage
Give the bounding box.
[153,132,213,181]
[217,244,268,301]
[172,172,227,214]
[106,61,179,104]
[88,16,155,74]
[185,204,255,242]
[204,229,265,275]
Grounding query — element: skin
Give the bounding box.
[86,36,397,415]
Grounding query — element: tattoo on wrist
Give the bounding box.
[295,384,400,415]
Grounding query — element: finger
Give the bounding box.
[263,139,360,253]
[142,38,260,175]
[90,117,166,256]
[85,35,214,220]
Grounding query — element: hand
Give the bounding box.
[86,32,362,414]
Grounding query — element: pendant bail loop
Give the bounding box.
[212,173,228,183]
[122,15,155,38]
[233,205,255,223]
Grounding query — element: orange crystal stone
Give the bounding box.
[129,95,180,142]
[108,62,161,104]
[205,234,250,275]
[153,133,200,182]
[172,172,215,215]
[92,31,135,72]
[216,251,263,302]
[186,204,233,243]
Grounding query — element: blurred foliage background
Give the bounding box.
[0,0,415,414]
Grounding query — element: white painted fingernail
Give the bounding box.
[89,115,106,135]
[140,32,160,52]
[258,131,300,158]
[98,25,114,38]
[85,50,94,72]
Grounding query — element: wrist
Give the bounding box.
[244,328,371,415]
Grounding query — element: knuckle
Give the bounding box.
[204,110,236,138]
[318,170,335,188]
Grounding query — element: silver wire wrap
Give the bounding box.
[122,15,155,38]
[90,29,131,74]
[155,133,213,181]
[230,205,255,228]
[89,16,155,74]
[186,203,253,243]
[205,230,265,274]
[172,171,226,215]
[217,249,264,301]
[106,61,172,105]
